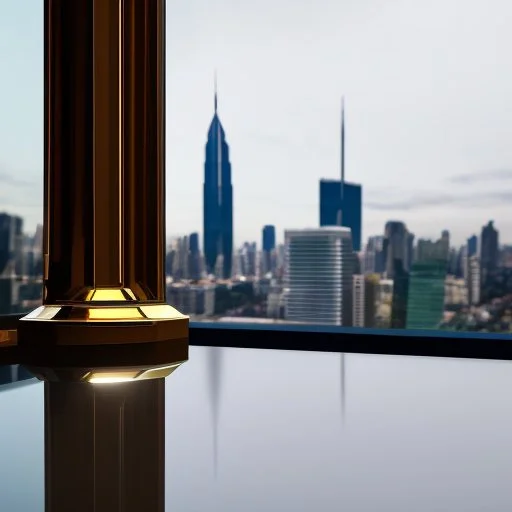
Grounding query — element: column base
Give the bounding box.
[17,303,189,347]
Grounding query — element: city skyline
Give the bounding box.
[1,0,512,247]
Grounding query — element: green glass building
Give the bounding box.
[405,260,447,330]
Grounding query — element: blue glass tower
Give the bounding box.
[262,225,276,252]
[203,86,233,278]
[320,180,362,251]
[319,99,362,251]
[262,225,276,275]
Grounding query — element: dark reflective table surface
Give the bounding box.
[1,346,512,511]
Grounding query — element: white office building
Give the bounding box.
[284,227,354,326]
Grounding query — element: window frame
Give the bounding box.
[0,2,508,363]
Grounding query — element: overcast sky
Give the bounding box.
[1,0,511,247]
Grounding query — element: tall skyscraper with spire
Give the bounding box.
[319,98,362,251]
[203,81,233,278]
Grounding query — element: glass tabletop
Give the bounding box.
[1,346,512,511]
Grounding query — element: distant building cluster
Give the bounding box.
[0,213,43,314]
[163,92,511,333]
[2,92,512,334]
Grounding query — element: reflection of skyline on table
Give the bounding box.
[0,364,36,390]
[3,349,512,510]
[340,353,345,426]
[171,347,512,511]
[207,346,223,477]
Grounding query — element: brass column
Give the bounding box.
[18,0,188,346]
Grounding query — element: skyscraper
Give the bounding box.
[352,274,377,328]
[320,181,362,251]
[381,221,412,328]
[238,242,257,278]
[416,235,449,262]
[390,259,409,329]
[188,232,201,280]
[363,235,385,274]
[0,213,22,276]
[480,220,499,286]
[284,227,354,326]
[382,221,411,278]
[262,225,276,275]
[406,260,447,330]
[203,85,233,279]
[467,235,478,257]
[319,99,362,251]
[0,213,23,314]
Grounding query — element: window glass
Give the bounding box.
[166,0,512,333]
[0,0,43,315]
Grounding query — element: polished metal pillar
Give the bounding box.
[45,379,165,511]
[18,0,188,346]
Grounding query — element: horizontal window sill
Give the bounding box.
[1,314,510,361]
[189,321,512,360]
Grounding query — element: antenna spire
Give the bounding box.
[337,96,345,227]
[214,70,218,113]
[341,96,345,186]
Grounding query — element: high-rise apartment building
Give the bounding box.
[468,255,481,305]
[203,88,233,279]
[352,274,377,328]
[284,227,354,326]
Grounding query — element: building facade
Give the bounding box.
[383,221,412,279]
[203,91,233,279]
[284,227,354,326]
[352,274,377,328]
[480,220,499,288]
[405,260,447,329]
[319,180,362,251]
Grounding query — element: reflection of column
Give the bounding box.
[45,379,164,511]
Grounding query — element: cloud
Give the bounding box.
[449,169,512,184]
[366,190,512,211]
[0,171,32,187]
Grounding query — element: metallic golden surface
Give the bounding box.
[26,361,184,383]
[18,0,188,346]
[21,303,187,345]
[0,330,17,346]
